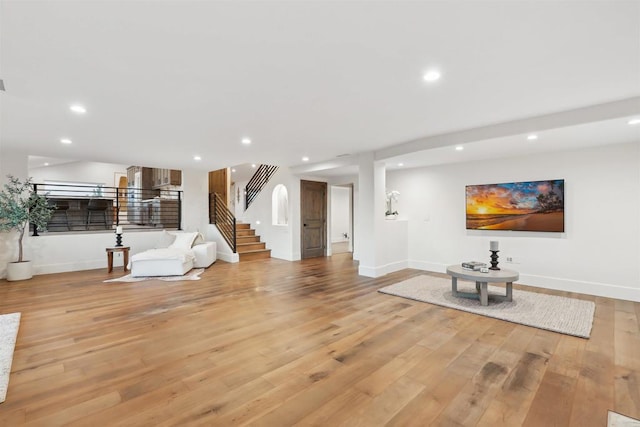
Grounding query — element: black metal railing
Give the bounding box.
[245,164,279,210]
[209,192,236,252]
[32,183,182,234]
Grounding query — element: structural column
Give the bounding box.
[356,152,386,277]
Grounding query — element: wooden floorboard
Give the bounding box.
[0,254,638,426]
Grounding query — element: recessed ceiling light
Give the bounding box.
[628,118,640,125]
[69,104,86,114]
[242,138,251,145]
[398,163,404,167]
[193,155,202,161]
[251,163,256,168]
[423,70,441,82]
[302,156,309,162]
[455,146,464,151]
[527,134,538,140]
[44,162,49,166]
[60,138,72,144]
[231,168,236,173]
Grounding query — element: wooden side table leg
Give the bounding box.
[123,249,129,272]
[107,251,114,273]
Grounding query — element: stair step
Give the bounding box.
[237,242,266,252]
[239,249,271,261]
[236,235,260,243]
[236,229,256,237]
[235,223,251,230]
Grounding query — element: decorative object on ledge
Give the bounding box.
[115,225,123,247]
[385,190,399,219]
[489,240,500,270]
[0,175,55,281]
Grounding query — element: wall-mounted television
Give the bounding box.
[466,179,565,232]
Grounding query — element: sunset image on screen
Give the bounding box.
[466,180,564,232]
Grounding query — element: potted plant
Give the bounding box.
[0,175,54,281]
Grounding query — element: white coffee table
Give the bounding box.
[446,265,519,306]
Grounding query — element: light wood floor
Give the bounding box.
[0,254,638,426]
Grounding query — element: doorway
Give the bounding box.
[330,184,353,254]
[300,180,327,259]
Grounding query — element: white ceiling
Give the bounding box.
[1,1,639,174]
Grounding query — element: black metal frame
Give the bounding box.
[209,192,236,253]
[32,182,182,235]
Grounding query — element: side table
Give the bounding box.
[106,246,130,273]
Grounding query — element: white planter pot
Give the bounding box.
[385,214,397,220]
[7,261,33,281]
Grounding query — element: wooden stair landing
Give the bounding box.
[236,222,271,261]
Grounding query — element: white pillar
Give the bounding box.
[356,152,386,277]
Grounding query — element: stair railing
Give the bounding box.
[209,192,237,253]
[245,164,279,210]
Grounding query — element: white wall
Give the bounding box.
[29,161,129,187]
[238,168,303,261]
[26,168,210,276]
[386,141,640,302]
[26,168,209,276]
[330,186,350,243]
[0,150,212,277]
[231,179,248,218]
[181,169,210,233]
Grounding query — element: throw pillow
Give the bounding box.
[155,230,176,249]
[193,232,205,246]
[169,232,199,250]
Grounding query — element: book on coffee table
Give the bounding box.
[461,261,487,271]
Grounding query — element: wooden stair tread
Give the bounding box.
[238,248,271,261]
[237,242,267,252]
[233,222,270,260]
[237,242,266,247]
[238,248,270,254]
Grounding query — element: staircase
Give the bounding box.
[236,222,271,261]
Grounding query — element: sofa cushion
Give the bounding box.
[155,230,177,249]
[169,231,199,250]
[193,232,205,246]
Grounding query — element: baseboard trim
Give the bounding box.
[359,260,408,278]
[519,273,640,303]
[34,259,106,275]
[217,252,239,263]
[408,260,448,274]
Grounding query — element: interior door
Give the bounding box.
[208,168,230,206]
[301,180,327,259]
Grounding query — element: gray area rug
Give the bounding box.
[0,312,21,403]
[103,268,204,283]
[609,411,640,426]
[379,275,595,338]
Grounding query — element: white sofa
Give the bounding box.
[130,231,216,277]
